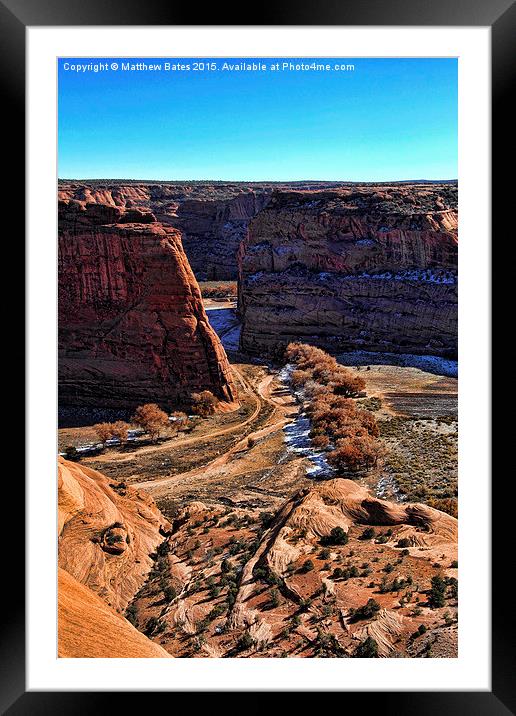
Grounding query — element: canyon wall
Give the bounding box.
[58,198,237,410]
[59,180,372,281]
[58,182,271,280]
[172,192,270,279]
[238,185,458,358]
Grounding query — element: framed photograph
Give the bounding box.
[4,0,509,709]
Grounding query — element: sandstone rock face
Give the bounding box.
[58,457,173,657]
[58,568,171,658]
[134,475,457,657]
[58,456,170,612]
[238,185,458,358]
[59,199,237,410]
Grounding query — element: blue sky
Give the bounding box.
[58,58,457,181]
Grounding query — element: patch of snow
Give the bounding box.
[354,238,376,246]
[273,245,295,256]
[279,365,335,479]
[376,475,407,502]
[244,271,266,283]
[336,350,457,378]
[206,307,242,351]
[341,269,456,284]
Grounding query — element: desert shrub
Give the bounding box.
[125,604,138,626]
[237,631,256,652]
[259,511,274,528]
[300,559,315,573]
[427,497,458,518]
[269,588,280,608]
[291,369,312,388]
[285,342,382,476]
[111,420,129,442]
[321,527,348,546]
[163,586,177,602]
[411,624,427,639]
[332,566,359,580]
[200,282,237,299]
[254,566,280,586]
[330,368,366,397]
[92,422,129,447]
[64,445,79,461]
[327,434,381,473]
[348,598,381,622]
[396,538,411,548]
[359,527,376,541]
[132,404,169,441]
[144,616,161,635]
[190,390,218,417]
[93,422,114,446]
[354,636,378,657]
[314,630,347,657]
[207,604,227,621]
[170,411,188,429]
[446,576,458,600]
[428,575,447,608]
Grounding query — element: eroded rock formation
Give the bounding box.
[58,457,173,657]
[58,181,271,280]
[58,568,171,658]
[58,456,171,611]
[132,477,457,658]
[58,198,237,410]
[238,185,458,358]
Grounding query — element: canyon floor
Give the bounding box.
[58,295,458,658]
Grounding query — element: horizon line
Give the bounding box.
[58,177,458,184]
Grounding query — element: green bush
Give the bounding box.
[348,598,381,622]
[428,575,447,608]
[354,636,378,657]
[321,527,348,546]
[359,527,376,541]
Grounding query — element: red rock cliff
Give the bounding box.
[238,185,458,358]
[59,200,237,409]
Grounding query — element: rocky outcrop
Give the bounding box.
[58,456,171,612]
[58,457,174,657]
[262,478,458,577]
[58,199,237,410]
[238,185,458,358]
[133,476,457,657]
[58,568,171,658]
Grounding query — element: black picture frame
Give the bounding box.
[3,0,510,710]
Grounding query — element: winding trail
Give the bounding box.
[138,368,297,497]
[89,364,261,467]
